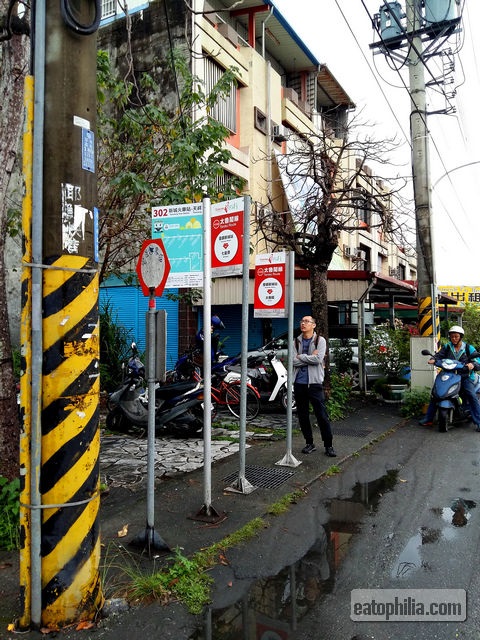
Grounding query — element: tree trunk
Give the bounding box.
[0,20,30,480]
[309,262,329,341]
[309,262,332,395]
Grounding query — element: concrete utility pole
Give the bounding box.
[406,0,438,344]
[371,0,461,387]
[19,0,102,629]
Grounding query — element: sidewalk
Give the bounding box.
[99,398,407,553]
[1,397,408,638]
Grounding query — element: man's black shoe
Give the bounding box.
[325,446,337,457]
[301,443,316,454]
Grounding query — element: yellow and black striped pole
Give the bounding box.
[418,292,440,346]
[19,0,103,628]
[40,256,102,625]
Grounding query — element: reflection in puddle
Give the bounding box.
[190,470,399,639]
[391,498,477,579]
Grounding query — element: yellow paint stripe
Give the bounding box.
[42,256,91,295]
[41,498,100,587]
[42,278,99,352]
[42,537,103,625]
[42,428,100,512]
[42,338,99,408]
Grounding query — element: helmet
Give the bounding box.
[211,315,225,330]
[448,325,464,336]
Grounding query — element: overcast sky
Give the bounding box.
[273,0,480,288]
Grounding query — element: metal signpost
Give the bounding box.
[134,239,171,554]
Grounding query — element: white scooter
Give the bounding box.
[248,351,295,411]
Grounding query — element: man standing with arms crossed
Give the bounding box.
[293,316,337,457]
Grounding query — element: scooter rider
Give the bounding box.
[195,314,225,363]
[420,325,480,430]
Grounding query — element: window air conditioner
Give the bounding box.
[272,124,288,141]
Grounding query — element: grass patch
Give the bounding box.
[116,518,267,614]
[324,465,341,477]
[266,489,306,516]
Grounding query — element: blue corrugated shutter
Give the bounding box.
[99,284,179,367]
[198,303,311,357]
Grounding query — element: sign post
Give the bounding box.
[133,239,171,554]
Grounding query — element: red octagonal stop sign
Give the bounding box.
[136,239,171,297]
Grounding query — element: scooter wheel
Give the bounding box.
[279,386,296,412]
[105,407,130,433]
[438,407,449,433]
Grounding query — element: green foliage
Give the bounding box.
[364,322,410,380]
[266,490,306,516]
[400,387,431,418]
[330,339,354,374]
[125,518,266,614]
[325,465,341,477]
[461,303,480,348]
[6,205,22,239]
[96,48,245,282]
[0,477,20,551]
[129,548,213,615]
[327,370,353,421]
[99,299,134,392]
[12,346,21,379]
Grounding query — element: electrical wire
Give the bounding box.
[333,0,411,150]
[358,0,470,239]
[60,0,101,35]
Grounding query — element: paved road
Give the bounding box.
[285,421,480,640]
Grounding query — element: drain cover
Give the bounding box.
[334,426,372,438]
[223,465,295,489]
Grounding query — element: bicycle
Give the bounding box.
[209,367,261,420]
[175,350,261,421]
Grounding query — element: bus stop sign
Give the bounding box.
[136,239,171,297]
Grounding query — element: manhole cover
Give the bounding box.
[223,465,295,489]
[334,426,372,438]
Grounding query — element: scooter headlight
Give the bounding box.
[447,384,459,396]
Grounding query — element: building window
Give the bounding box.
[101,0,116,19]
[354,195,370,228]
[204,57,237,134]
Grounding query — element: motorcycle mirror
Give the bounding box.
[421,349,433,356]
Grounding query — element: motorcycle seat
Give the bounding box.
[156,380,197,399]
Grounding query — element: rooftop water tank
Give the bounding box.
[379,2,404,40]
[424,0,456,24]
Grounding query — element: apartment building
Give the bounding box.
[99,0,417,355]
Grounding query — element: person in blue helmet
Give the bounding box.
[420,325,480,429]
[195,315,225,362]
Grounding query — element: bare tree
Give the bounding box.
[0,1,30,480]
[256,111,414,339]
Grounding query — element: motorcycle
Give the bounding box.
[421,348,480,432]
[172,348,243,384]
[246,351,295,411]
[106,343,204,438]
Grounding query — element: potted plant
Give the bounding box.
[365,322,410,401]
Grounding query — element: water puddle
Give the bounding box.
[391,498,477,578]
[190,470,399,639]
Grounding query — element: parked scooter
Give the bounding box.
[422,348,480,432]
[106,343,204,438]
[172,348,244,385]
[247,351,295,411]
